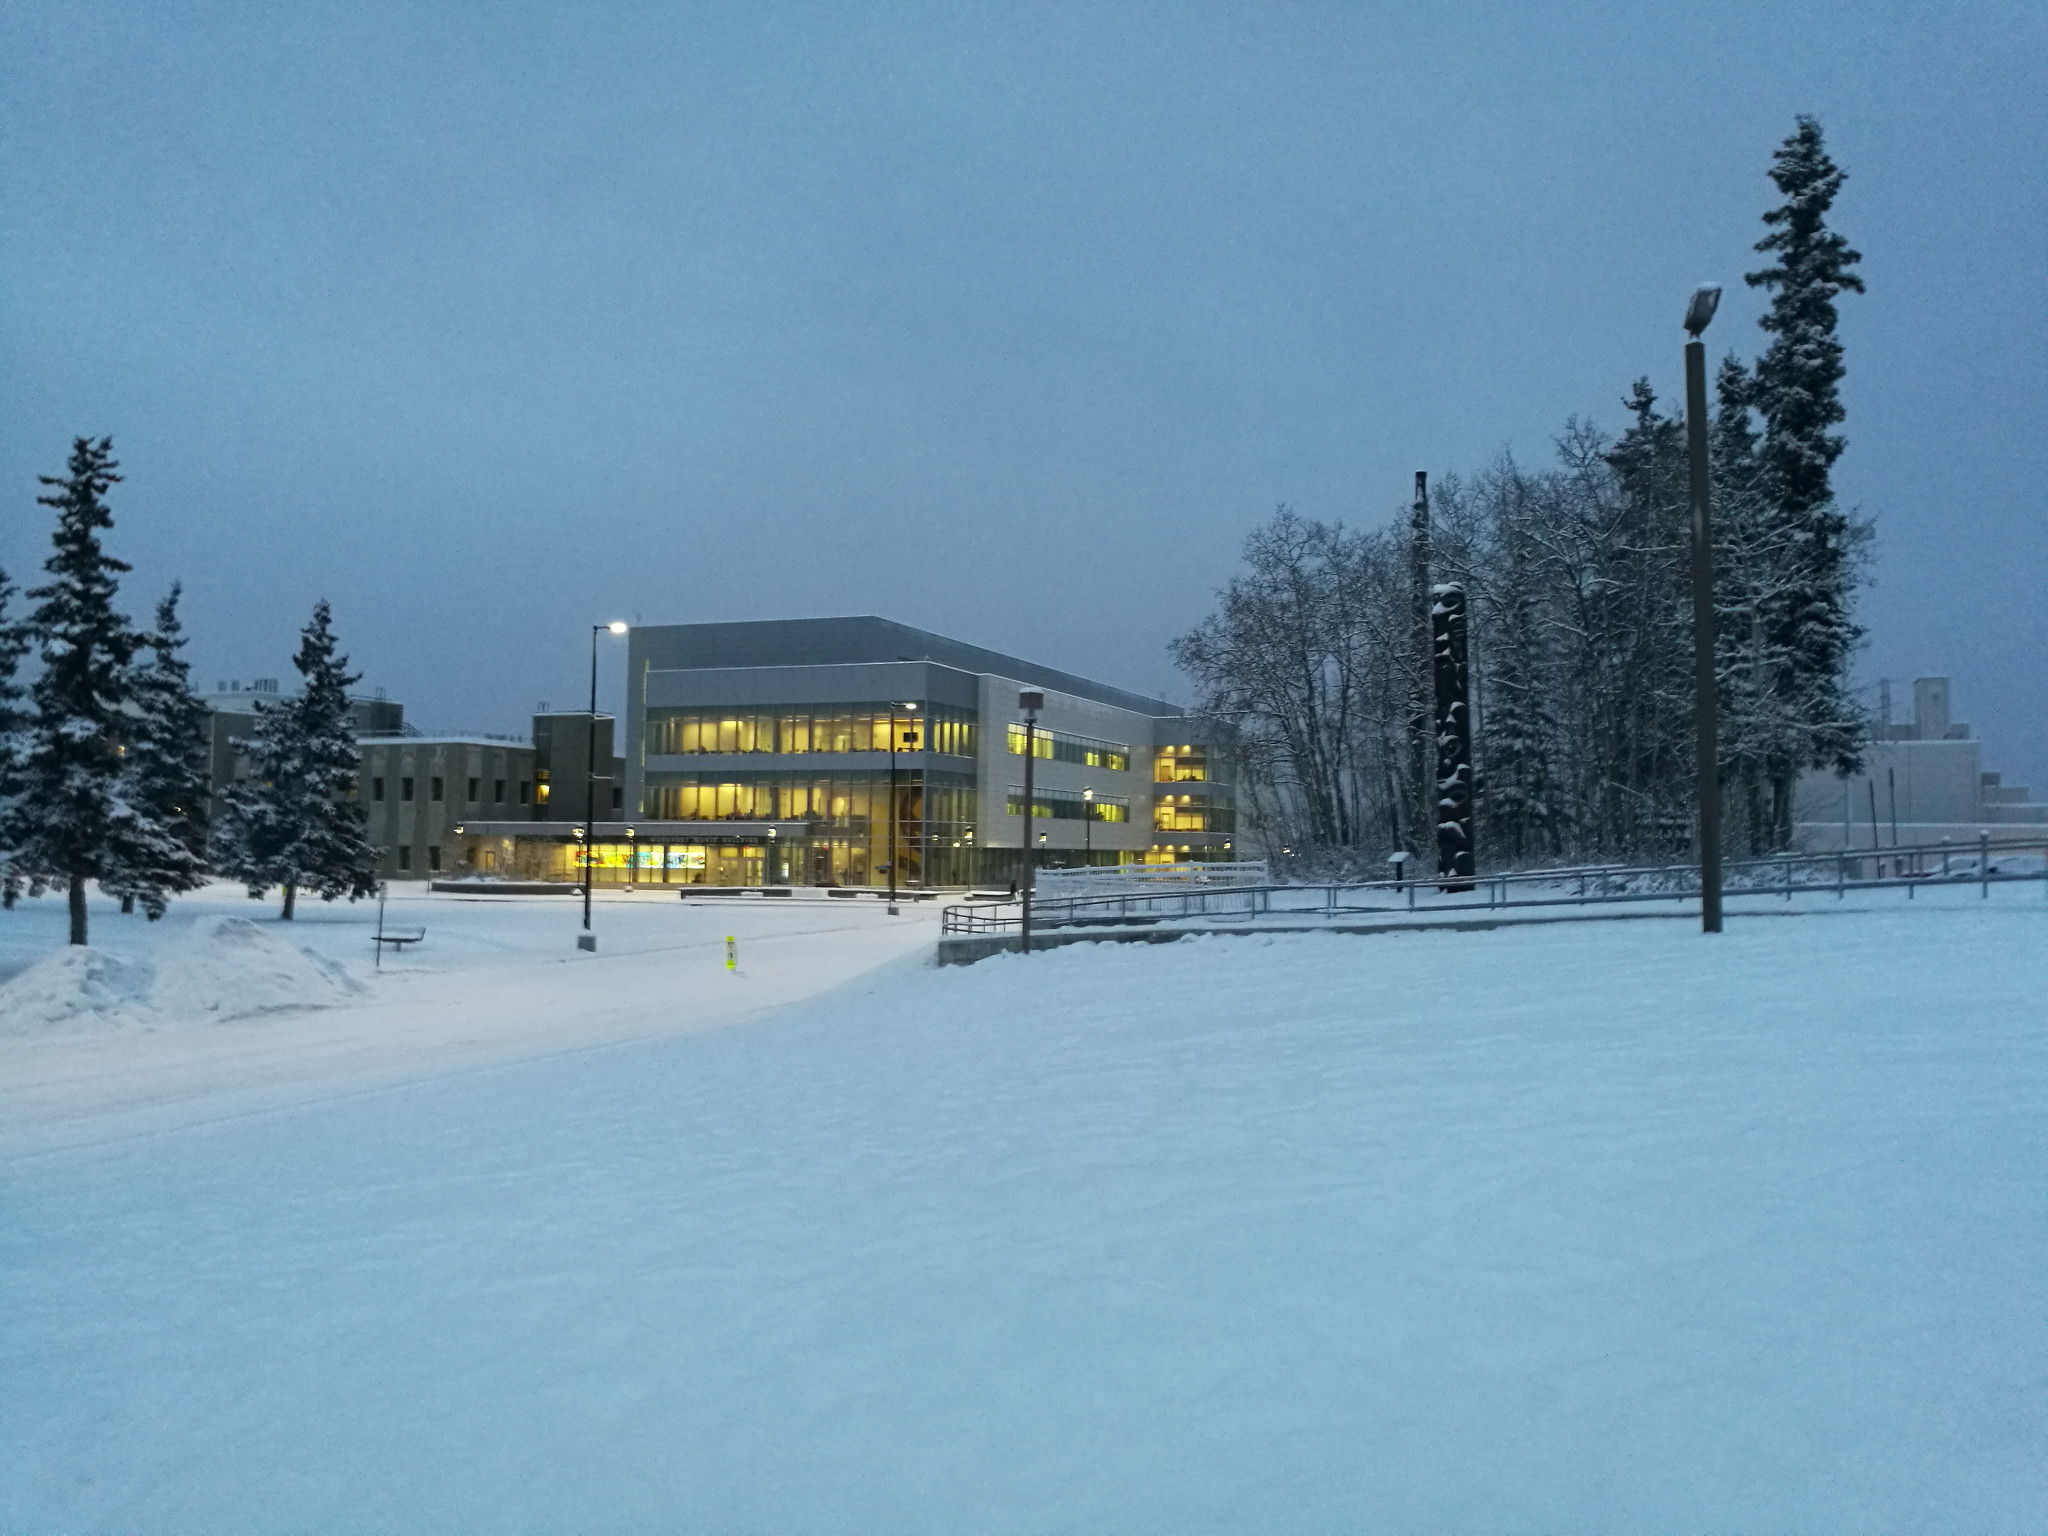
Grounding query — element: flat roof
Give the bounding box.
[628,616,1184,718]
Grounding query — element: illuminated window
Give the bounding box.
[1151,793,1234,833]
[1006,786,1129,820]
[646,705,975,758]
[1154,747,1207,783]
[1007,724,1129,770]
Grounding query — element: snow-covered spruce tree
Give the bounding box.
[1595,382,1695,855]
[101,584,211,918]
[1745,115,1867,838]
[13,438,147,945]
[0,564,31,907]
[1707,356,1804,855]
[214,600,376,918]
[1463,458,1562,862]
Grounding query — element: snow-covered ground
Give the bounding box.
[2,884,2044,1530]
[0,880,942,1153]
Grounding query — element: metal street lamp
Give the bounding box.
[887,701,919,915]
[1684,284,1723,935]
[1018,689,1043,953]
[580,620,629,950]
[1083,786,1094,860]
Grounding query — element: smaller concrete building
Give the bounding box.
[356,732,538,880]
[201,679,402,826]
[1792,676,2046,848]
[200,681,623,882]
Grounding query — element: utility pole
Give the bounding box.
[580,621,628,950]
[1019,689,1042,953]
[1684,284,1723,933]
[886,701,918,915]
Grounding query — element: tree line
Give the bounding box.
[1175,118,1867,870]
[1,438,378,944]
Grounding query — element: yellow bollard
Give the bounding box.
[725,935,737,973]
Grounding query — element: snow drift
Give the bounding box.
[148,916,365,1020]
[0,946,155,1034]
[0,916,363,1032]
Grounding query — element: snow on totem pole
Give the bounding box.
[1432,583,1475,890]
[1408,472,1434,852]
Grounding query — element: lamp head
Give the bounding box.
[607,621,629,635]
[1683,285,1721,338]
[1018,689,1044,713]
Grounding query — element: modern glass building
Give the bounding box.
[454,617,1234,890]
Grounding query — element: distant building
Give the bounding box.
[1792,676,2045,848]
[200,678,403,826]
[451,616,1235,890]
[200,680,621,883]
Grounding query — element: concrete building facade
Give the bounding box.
[200,681,621,882]
[453,616,1235,890]
[1792,676,2046,848]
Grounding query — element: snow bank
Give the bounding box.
[0,918,365,1034]
[148,916,366,1021]
[0,946,156,1034]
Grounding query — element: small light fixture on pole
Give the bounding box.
[580,621,630,951]
[1684,284,1723,934]
[1018,689,1043,953]
[887,701,919,914]
[1083,786,1094,860]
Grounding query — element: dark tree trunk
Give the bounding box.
[120,894,135,914]
[68,873,88,946]
[282,881,297,920]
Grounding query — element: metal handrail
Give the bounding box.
[941,834,2048,936]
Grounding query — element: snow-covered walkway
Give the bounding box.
[0,882,941,1154]
[2,891,2043,1529]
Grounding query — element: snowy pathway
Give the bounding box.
[2,895,2044,1529]
[0,883,941,1154]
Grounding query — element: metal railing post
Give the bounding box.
[1981,831,1990,899]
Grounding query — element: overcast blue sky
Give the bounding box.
[4,3,2043,784]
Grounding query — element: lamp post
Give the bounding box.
[1083,786,1094,860]
[1684,283,1723,935]
[887,701,919,915]
[1018,689,1043,953]
[581,620,629,949]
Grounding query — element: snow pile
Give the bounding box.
[0,918,365,1034]
[148,916,365,1021]
[0,946,156,1034]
